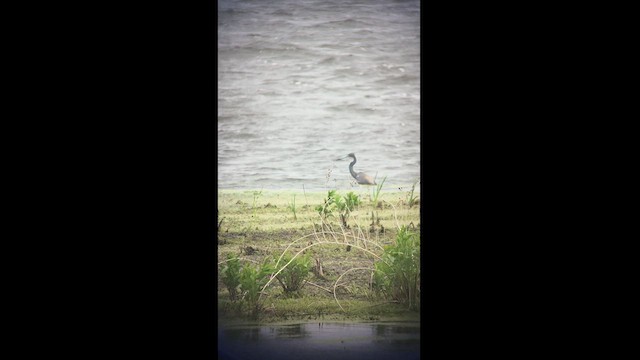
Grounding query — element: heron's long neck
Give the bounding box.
[348,157,358,178]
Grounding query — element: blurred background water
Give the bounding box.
[218,0,420,191]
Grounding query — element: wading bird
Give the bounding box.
[336,153,377,185]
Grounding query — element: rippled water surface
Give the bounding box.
[218,0,420,191]
[218,321,420,360]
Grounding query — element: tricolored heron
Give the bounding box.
[336,153,377,185]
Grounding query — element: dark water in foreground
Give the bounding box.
[218,321,420,360]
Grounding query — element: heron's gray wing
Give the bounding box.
[356,172,377,185]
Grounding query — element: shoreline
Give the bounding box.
[218,315,421,327]
[217,178,421,195]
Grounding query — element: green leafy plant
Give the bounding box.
[315,190,361,221]
[239,259,274,318]
[343,191,361,211]
[334,191,361,227]
[333,194,345,212]
[220,253,241,301]
[274,251,311,297]
[373,225,420,310]
[315,190,340,219]
[371,176,387,208]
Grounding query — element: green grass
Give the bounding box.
[407,178,420,208]
[219,297,419,323]
[287,194,297,221]
[273,250,311,297]
[217,189,418,233]
[217,188,420,323]
[220,253,241,301]
[371,176,387,208]
[373,225,420,310]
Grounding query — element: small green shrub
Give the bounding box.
[315,190,340,219]
[343,191,361,211]
[220,253,241,301]
[373,225,420,310]
[274,251,311,297]
[333,193,345,212]
[314,190,362,228]
[334,191,361,227]
[239,259,274,317]
[316,190,360,220]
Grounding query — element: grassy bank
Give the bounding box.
[217,186,420,323]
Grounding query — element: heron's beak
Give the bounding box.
[335,156,347,161]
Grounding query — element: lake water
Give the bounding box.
[218,0,420,191]
[218,321,420,360]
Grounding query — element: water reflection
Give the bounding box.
[224,327,261,342]
[272,324,308,339]
[375,323,388,337]
[371,324,420,346]
[218,322,420,360]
